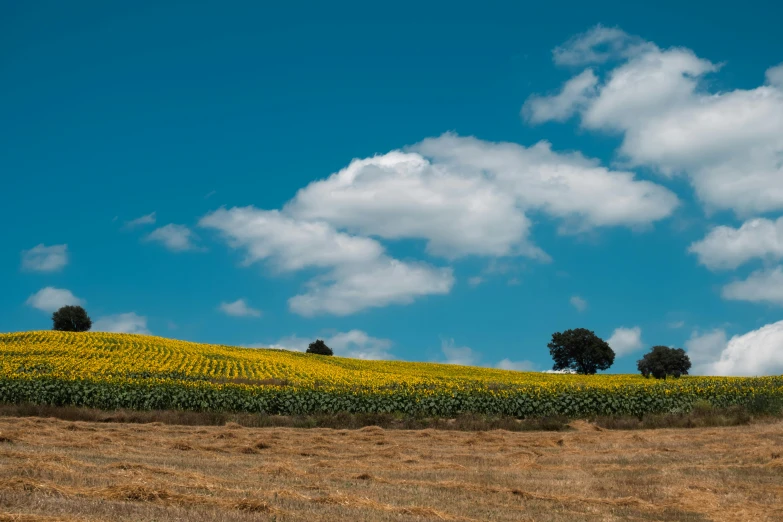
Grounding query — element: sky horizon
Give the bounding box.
[3,1,782,376]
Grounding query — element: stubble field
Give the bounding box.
[1,416,781,522]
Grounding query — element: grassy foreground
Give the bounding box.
[1,331,782,418]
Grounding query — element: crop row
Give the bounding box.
[1,374,781,418]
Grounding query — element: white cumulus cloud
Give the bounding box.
[686,322,783,376]
[21,244,69,272]
[285,149,541,260]
[721,266,783,305]
[413,134,678,234]
[93,312,150,334]
[25,287,84,313]
[289,259,453,317]
[526,26,783,216]
[607,326,643,356]
[219,299,262,317]
[689,217,783,271]
[200,207,453,316]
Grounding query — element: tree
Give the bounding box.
[52,305,92,332]
[637,345,691,379]
[548,328,614,375]
[306,339,333,356]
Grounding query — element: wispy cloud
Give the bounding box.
[145,224,202,252]
[200,207,453,316]
[254,330,394,360]
[439,338,479,366]
[496,358,536,372]
[569,295,587,312]
[21,244,69,272]
[467,276,484,287]
[124,212,156,229]
[219,299,262,317]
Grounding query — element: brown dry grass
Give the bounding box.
[0,416,781,521]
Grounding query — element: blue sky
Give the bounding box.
[3,0,783,375]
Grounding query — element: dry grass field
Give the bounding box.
[0,416,781,522]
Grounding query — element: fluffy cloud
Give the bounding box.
[526,26,783,216]
[93,312,150,334]
[124,212,156,229]
[689,217,783,271]
[288,258,453,317]
[200,126,679,315]
[686,322,783,376]
[607,326,643,356]
[285,134,677,262]
[685,329,729,374]
[200,208,383,271]
[414,134,678,234]
[25,287,84,313]
[440,338,479,366]
[200,207,453,316]
[145,224,201,252]
[219,299,262,317]
[721,267,783,305]
[21,244,69,272]
[262,330,394,360]
[285,149,539,260]
[570,295,587,312]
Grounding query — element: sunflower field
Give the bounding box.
[1,331,781,417]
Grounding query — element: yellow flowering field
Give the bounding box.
[1,331,781,417]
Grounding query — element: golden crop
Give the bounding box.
[1,331,781,417]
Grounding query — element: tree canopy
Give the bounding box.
[547,328,614,375]
[52,305,92,332]
[306,339,333,356]
[637,345,691,379]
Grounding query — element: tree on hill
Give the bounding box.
[547,328,614,375]
[637,345,691,379]
[306,339,333,356]
[52,305,92,332]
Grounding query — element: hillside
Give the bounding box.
[1,331,781,418]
